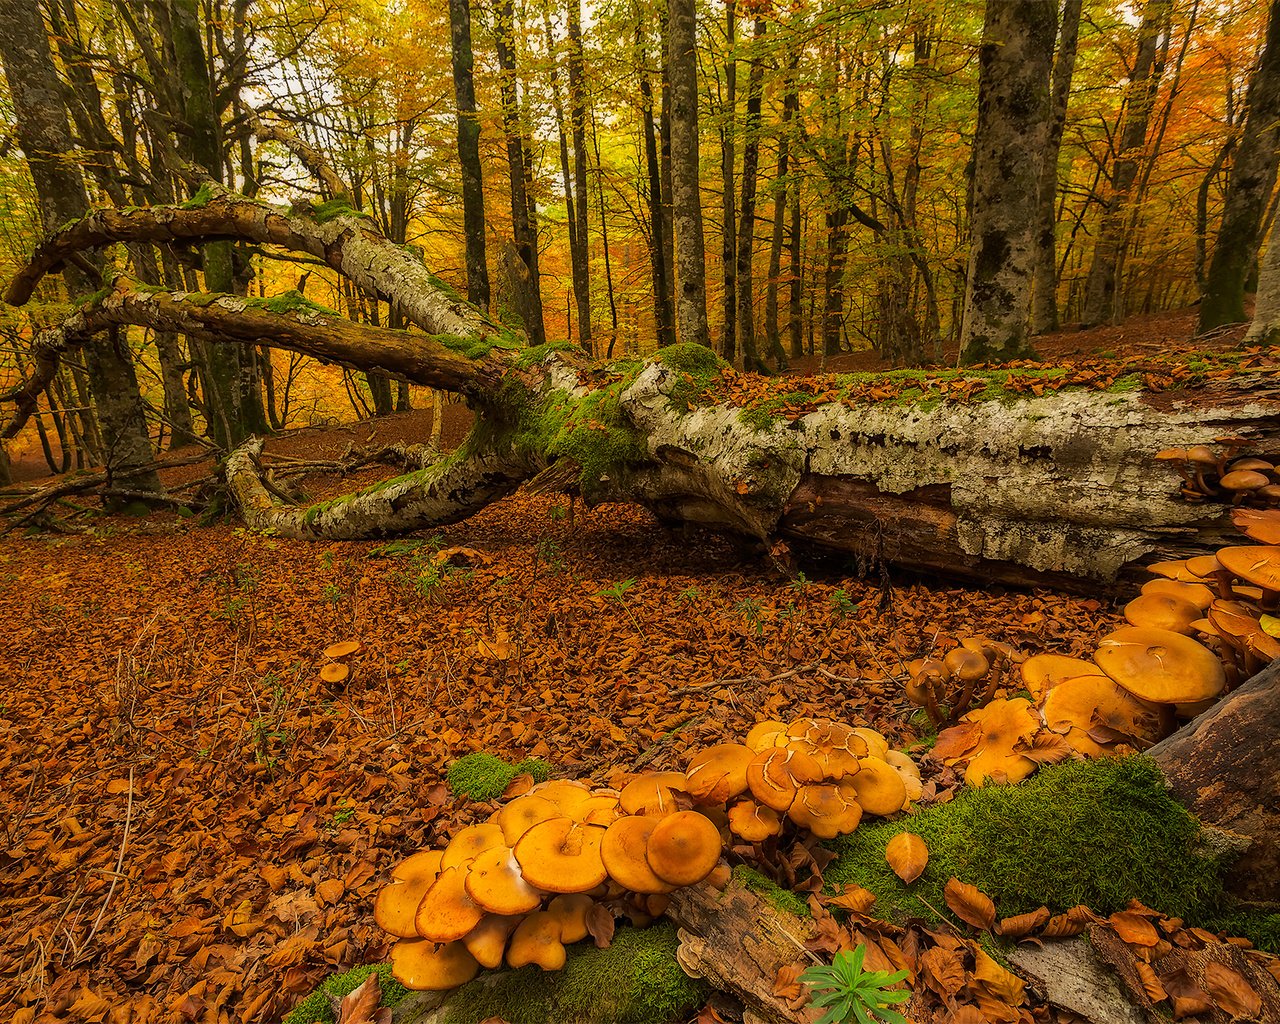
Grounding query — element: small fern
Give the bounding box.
[799,946,910,1024]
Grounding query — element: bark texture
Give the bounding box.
[959,0,1056,364]
[1198,0,1280,332]
[668,0,711,347]
[1030,0,1083,336]
[0,0,159,494]
[1150,657,1280,904]
[449,0,490,310]
[1246,224,1280,344]
[1080,0,1170,329]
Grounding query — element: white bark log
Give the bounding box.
[1246,224,1280,345]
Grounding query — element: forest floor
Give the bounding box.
[0,306,1265,1024]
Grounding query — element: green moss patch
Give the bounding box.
[825,758,1227,930]
[284,962,408,1024]
[442,922,707,1024]
[439,331,525,361]
[244,290,340,317]
[735,865,811,918]
[446,752,552,802]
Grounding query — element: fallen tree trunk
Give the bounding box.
[1150,657,1280,905]
[7,190,1280,588]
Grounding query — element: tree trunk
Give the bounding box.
[543,6,582,344]
[1198,0,1280,333]
[1080,0,1170,329]
[668,0,711,348]
[721,0,738,363]
[493,0,546,345]
[764,55,797,369]
[788,171,804,360]
[659,17,677,320]
[1030,0,1083,336]
[735,19,767,374]
[0,0,160,497]
[640,23,677,349]
[1246,224,1280,345]
[821,207,849,357]
[567,0,593,354]
[449,0,490,311]
[958,0,1056,364]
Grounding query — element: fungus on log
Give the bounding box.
[6,184,1280,590]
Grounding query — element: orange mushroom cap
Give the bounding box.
[513,817,608,893]
[600,816,677,895]
[645,810,722,887]
[390,938,480,991]
[1092,626,1226,705]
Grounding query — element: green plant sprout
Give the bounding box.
[799,946,909,1024]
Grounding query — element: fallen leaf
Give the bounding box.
[336,972,390,1024]
[944,878,996,931]
[919,946,966,998]
[885,833,928,884]
[971,944,1025,1005]
[1135,962,1167,1003]
[996,906,1049,938]
[1110,910,1160,947]
[1202,962,1261,1019]
[826,883,876,913]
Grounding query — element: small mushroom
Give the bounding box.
[746,746,824,812]
[1215,545,1280,610]
[462,914,522,969]
[1139,578,1215,611]
[464,845,544,915]
[506,911,566,970]
[319,662,349,685]
[1122,593,1201,635]
[744,719,789,751]
[1020,654,1107,701]
[618,771,688,816]
[495,796,562,846]
[683,743,754,804]
[849,757,909,815]
[725,798,785,842]
[786,781,863,838]
[441,823,507,869]
[546,893,595,944]
[414,864,486,943]
[324,640,363,660]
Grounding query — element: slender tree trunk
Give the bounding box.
[0,0,159,495]
[788,178,804,360]
[668,0,711,347]
[449,0,490,310]
[720,0,738,362]
[1030,0,1083,335]
[567,0,593,353]
[822,207,850,356]
[659,12,677,318]
[543,6,582,343]
[639,22,677,349]
[1199,0,1280,332]
[494,0,546,344]
[736,19,767,372]
[590,103,619,351]
[1080,0,1170,328]
[958,0,1057,364]
[765,50,798,368]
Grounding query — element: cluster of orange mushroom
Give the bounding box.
[904,637,1020,725]
[936,507,1280,786]
[1156,442,1280,506]
[374,718,922,992]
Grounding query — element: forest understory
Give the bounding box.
[1,313,1277,1024]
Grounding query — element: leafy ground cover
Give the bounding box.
[0,317,1263,1023]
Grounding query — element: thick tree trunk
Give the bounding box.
[449,0,490,311]
[958,0,1056,364]
[1080,0,1170,329]
[668,0,711,348]
[1199,0,1280,333]
[1030,0,1083,336]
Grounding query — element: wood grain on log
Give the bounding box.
[1151,658,1280,904]
[665,879,819,1024]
